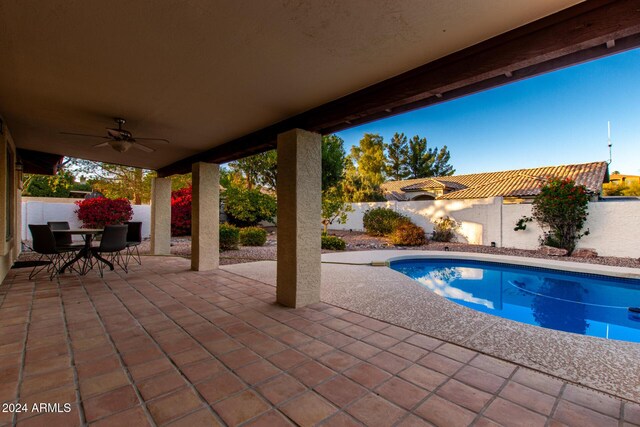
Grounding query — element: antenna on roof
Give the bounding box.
[607,121,612,165]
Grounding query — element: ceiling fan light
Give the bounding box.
[109,140,132,153]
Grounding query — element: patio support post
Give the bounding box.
[276,128,322,308]
[191,162,219,271]
[150,177,171,255]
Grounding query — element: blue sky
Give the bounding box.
[335,48,640,176]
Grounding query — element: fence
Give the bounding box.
[21,197,640,258]
[21,198,151,241]
[329,197,640,258]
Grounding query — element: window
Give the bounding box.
[5,145,14,242]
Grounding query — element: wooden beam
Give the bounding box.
[17,149,64,175]
[157,0,640,177]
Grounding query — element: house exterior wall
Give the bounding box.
[22,199,151,242]
[0,120,19,284]
[334,198,640,258]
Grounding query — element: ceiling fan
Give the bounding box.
[60,118,170,153]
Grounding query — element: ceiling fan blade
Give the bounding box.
[133,143,155,153]
[93,142,110,148]
[60,132,109,139]
[134,137,170,144]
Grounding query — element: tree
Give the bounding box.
[385,132,409,180]
[223,185,277,227]
[430,145,455,176]
[602,181,640,196]
[322,135,347,191]
[67,159,154,205]
[171,173,192,191]
[602,182,626,196]
[228,150,277,190]
[320,135,353,231]
[624,182,640,196]
[22,169,90,198]
[406,135,430,179]
[321,182,353,233]
[344,133,387,202]
[406,135,455,178]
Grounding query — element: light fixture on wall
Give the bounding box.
[15,159,23,172]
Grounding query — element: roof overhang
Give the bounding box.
[17,149,64,175]
[158,0,640,176]
[1,1,639,176]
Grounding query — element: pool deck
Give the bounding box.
[2,255,639,426]
[222,250,640,404]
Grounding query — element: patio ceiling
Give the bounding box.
[1,1,639,174]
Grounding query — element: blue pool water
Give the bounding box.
[390,259,640,343]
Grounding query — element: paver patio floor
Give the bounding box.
[0,256,638,426]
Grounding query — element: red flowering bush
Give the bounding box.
[531,177,590,253]
[171,186,192,236]
[75,197,133,229]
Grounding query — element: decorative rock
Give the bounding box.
[572,248,598,258]
[540,245,568,256]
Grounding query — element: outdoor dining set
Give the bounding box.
[27,221,143,281]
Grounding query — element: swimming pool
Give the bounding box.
[390,258,640,343]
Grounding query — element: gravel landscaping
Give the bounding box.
[18,227,639,268]
[134,228,640,268]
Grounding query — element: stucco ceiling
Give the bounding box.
[0,0,582,170]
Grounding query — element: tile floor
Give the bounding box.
[0,257,638,427]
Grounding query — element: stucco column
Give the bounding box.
[13,185,21,260]
[150,177,171,255]
[276,128,322,308]
[191,162,219,271]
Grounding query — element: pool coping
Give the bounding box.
[223,251,640,403]
[322,250,640,279]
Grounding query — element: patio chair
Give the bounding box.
[90,224,129,277]
[28,224,79,281]
[48,221,84,262]
[124,221,143,268]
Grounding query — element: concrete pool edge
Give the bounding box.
[223,252,640,402]
[322,250,640,279]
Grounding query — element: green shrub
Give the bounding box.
[531,178,590,254]
[219,223,240,250]
[239,227,267,246]
[391,223,427,246]
[321,234,346,250]
[431,216,459,242]
[362,207,409,236]
[224,186,277,227]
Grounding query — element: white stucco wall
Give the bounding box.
[578,201,640,257]
[330,198,502,245]
[501,200,640,257]
[22,198,151,241]
[501,203,541,250]
[334,198,640,258]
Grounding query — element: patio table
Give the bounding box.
[55,229,113,275]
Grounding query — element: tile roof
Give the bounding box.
[401,179,466,191]
[380,178,430,201]
[381,161,608,201]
